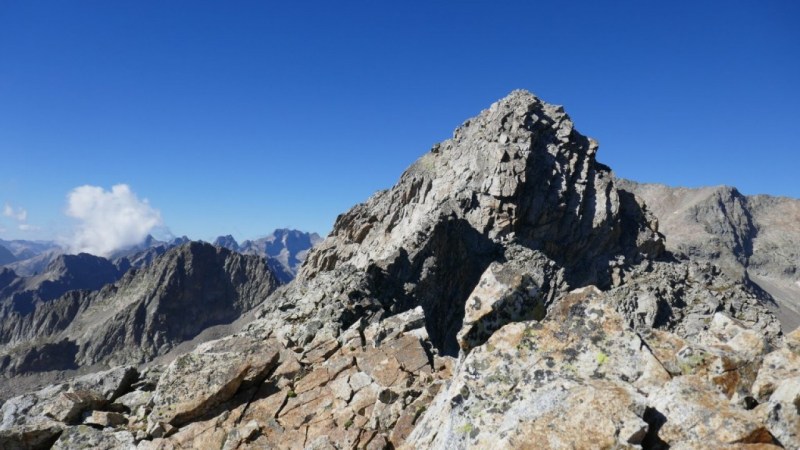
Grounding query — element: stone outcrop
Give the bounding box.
[0,366,137,449]
[456,245,565,353]
[407,285,787,449]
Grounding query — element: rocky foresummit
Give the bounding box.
[1,91,797,449]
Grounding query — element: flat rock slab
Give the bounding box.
[149,335,280,427]
[53,425,136,450]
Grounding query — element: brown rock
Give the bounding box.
[650,375,774,446]
[83,411,128,428]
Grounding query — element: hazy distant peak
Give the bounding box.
[0,245,15,266]
[213,235,239,251]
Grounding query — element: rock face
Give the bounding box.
[0,90,796,449]
[408,284,787,448]
[618,179,800,332]
[0,242,281,394]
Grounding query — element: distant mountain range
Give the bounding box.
[0,242,281,384]
[212,228,322,277]
[0,240,63,277]
[0,228,321,278]
[0,229,320,396]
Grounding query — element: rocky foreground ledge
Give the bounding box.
[2,91,798,449]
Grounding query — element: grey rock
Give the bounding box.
[115,390,154,415]
[52,425,136,449]
[0,391,64,449]
[0,364,137,448]
[456,245,564,353]
[607,259,782,345]
[148,335,280,427]
[407,286,663,448]
[69,366,139,401]
[83,410,128,428]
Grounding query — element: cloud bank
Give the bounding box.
[3,202,37,231]
[3,203,28,222]
[66,184,163,257]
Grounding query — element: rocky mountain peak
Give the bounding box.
[296,90,664,355]
[44,253,120,279]
[304,90,663,287]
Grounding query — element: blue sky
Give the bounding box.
[1,1,798,244]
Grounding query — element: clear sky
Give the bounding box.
[1,1,798,245]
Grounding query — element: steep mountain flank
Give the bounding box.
[1,91,796,449]
[618,179,800,332]
[0,245,15,266]
[0,242,281,386]
[0,253,125,316]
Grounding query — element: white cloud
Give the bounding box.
[65,184,163,257]
[18,223,39,231]
[3,203,27,222]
